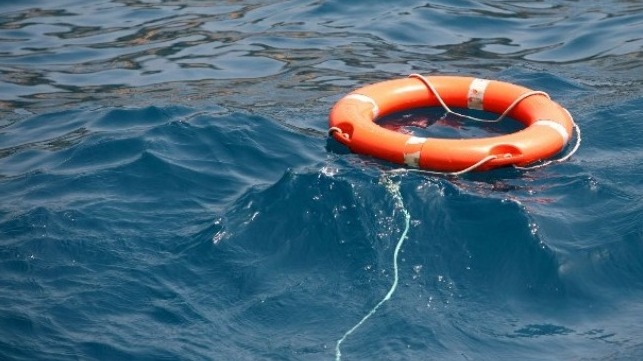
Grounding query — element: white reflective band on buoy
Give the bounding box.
[404,151,421,167]
[344,93,380,118]
[534,120,570,144]
[403,136,426,167]
[467,78,490,110]
[406,136,426,145]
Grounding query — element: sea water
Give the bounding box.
[1,1,642,360]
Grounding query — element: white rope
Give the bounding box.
[390,154,498,177]
[408,73,550,123]
[335,176,411,361]
[407,74,581,172]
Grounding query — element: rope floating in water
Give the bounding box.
[335,175,411,361]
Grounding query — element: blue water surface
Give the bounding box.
[1,1,642,360]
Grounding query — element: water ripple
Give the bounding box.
[1,0,641,115]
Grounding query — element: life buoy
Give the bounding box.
[328,75,576,172]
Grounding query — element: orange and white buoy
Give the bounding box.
[328,75,578,173]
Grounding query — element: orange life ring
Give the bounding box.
[328,75,575,172]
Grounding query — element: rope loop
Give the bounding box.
[408,73,550,123]
[407,73,581,173]
[328,126,349,139]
